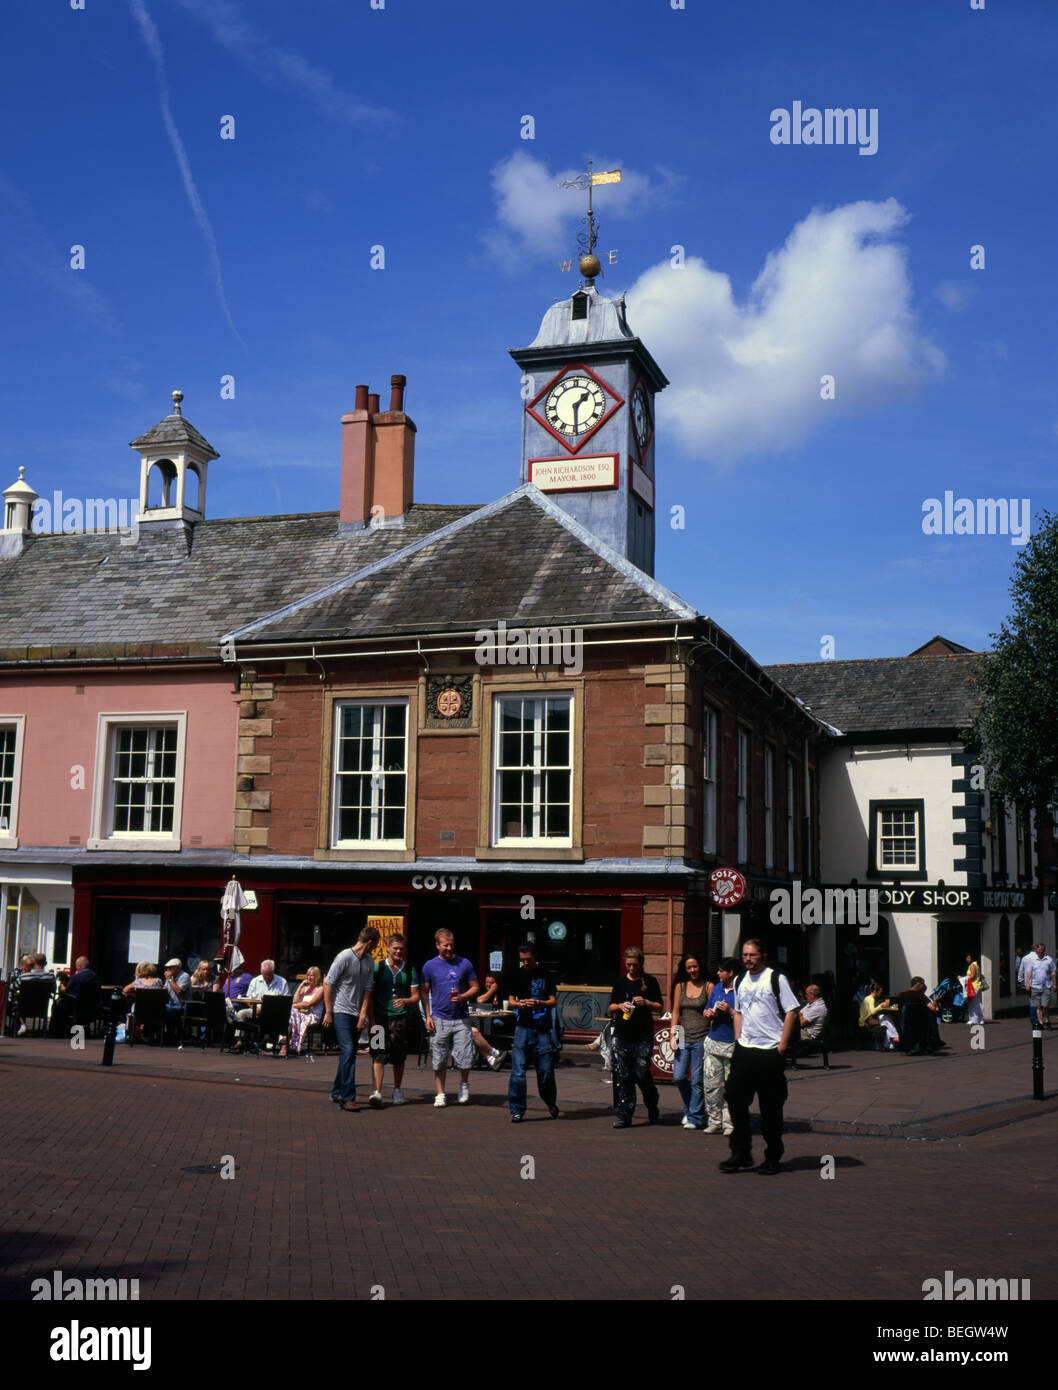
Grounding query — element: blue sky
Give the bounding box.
[2,0,1055,663]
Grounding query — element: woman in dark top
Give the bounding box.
[669,955,709,1129]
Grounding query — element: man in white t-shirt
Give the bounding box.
[720,939,800,1177]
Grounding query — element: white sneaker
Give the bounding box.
[433,1093,447,1107]
[368,1090,383,1109]
[392,1088,405,1105]
[486,1049,502,1069]
[458,1083,470,1104]
[681,1118,695,1129]
[17,1024,26,1036]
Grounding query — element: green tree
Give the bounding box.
[966,509,1058,816]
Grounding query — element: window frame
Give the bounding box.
[476,677,584,862]
[786,756,797,873]
[329,698,410,850]
[736,727,750,865]
[702,705,718,857]
[0,715,26,848]
[867,798,927,880]
[88,712,187,852]
[763,743,775,870]
[490,691,574,849]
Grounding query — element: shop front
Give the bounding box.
[73,862,689,1039]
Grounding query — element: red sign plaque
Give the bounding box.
[709,867,746,907]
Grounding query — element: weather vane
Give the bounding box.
[557,157,621,281]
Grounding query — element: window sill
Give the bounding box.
[87,837,182,853]
[0,836,19,851]
[314,848,415,863]
[477,845,583,862]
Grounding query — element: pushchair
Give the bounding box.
[931,977,965,1024]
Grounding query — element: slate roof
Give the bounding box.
[230,486,697,645]
[763,654,984,736]
[129,411,219,459]
[0,504,473,653]
[0,484,697,657]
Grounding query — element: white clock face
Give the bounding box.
[544,375,607,437]
[632,385,651,449]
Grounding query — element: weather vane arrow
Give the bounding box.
[557,158,621,278]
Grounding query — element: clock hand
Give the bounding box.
[571,390,591,430]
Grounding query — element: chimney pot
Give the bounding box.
[367,392,380,415]
[389,374,406,411]
[354,384,369,411]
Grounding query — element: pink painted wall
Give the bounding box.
[1,670,237,848]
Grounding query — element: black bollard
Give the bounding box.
[1032,1020,1044,1100]
[100,989,122,1067]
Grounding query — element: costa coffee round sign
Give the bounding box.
[709,867,746,907]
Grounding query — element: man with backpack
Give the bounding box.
[719,939,799,1176]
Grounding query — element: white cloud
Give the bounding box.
[173,0,393,129]
[934,279,973,312]
[487,152,680,263]
[625,199,945,464]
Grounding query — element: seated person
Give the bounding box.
[470,972,507,1069]
[121,962,165,1042]
[858,981,899,1050]
[788,984,827,1064]
[163,958,193,1019]
[189,960,214,992]
[279,967,326,1057]
[50,956,97,1035]
[891,977,942,1054]
[214,967,253,1022]
[16,953,58,1035]
[24,953,55,981]
[122,961,164,996]
[231,959,290,1051]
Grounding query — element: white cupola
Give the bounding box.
[3,466,38,533]
[0,466,39,556]
[129,390,219,526]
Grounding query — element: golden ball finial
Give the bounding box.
[579,253,601,279]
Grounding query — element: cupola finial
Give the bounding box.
[171,389,184,416]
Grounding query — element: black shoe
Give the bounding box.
[718,1154,754,1172]
[510,1113,524,1123]
[612,1118,631,1129]
[548,1106,560,1119]
[758,1159,782,1175]
[647,1110,661,1125]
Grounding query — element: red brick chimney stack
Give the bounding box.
[339,374,416,527]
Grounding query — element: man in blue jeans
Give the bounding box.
[507,942,560,1123]
[324,925,380,1112]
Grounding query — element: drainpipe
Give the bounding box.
[666,897,673,1006]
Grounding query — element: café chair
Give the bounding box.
[126,989,168,1046]
[15,978,55,1036]
[185,990,227,1050]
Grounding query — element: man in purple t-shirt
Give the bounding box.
[421,929,478,1107]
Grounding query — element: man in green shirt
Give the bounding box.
[367,934,420,1107]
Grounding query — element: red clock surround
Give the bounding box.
[525,362,624,455]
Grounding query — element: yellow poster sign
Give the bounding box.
[368,915,404,962]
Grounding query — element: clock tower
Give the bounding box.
[510,278,667,576]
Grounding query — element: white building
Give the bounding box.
[766,637,1045,1021]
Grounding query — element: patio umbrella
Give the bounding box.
[220,876,247,975]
